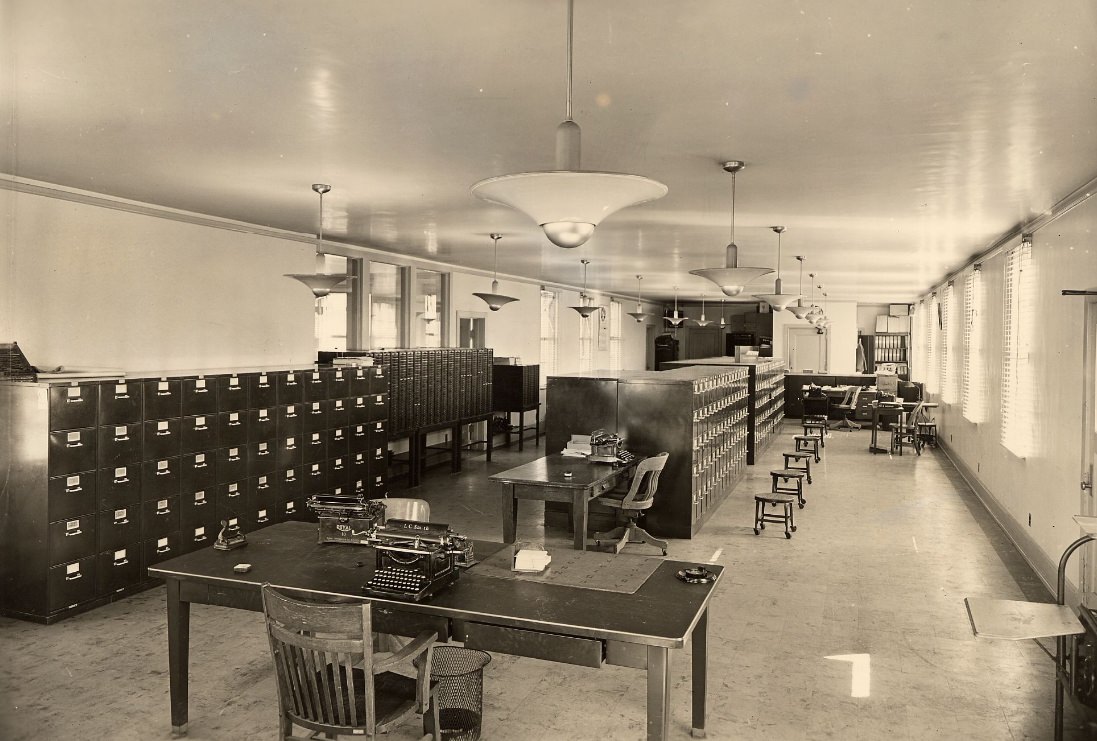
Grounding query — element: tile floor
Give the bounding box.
[1,423,1093,740]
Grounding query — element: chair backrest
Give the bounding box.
[839,385,856,406]
[618,452,669,510]
[374,497,430,523]
[802,394,829,417]
[262,585,379,733]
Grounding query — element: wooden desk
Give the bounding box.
[491,454,634,551]
[148,521,721,741]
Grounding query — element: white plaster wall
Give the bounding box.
[1,190,316,372]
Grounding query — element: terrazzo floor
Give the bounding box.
[1,423,1092,740]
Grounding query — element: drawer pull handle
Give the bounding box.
[64,397,85,404]
[194,425,208,431]
[256,483,269,490]
[285,444,297,451]
[65,572,83,581]
[227,491,241,498]
[228,455,241,462]
[227,421,242,427]
[257,450,270,457]
[156,470,170,476]
[157,507,170,515]
[156,430,171,436]
[156,391,171,396]
[193,461,207,469]
[64,441,83,448]
[114,393,131,400]
[112,476,129,484]
[65,485,83,493]
[113,558,129,566]
[194,388,209,393]
[114,435,130,442]
[64,528,83,537]
[114,518,130,525]
[156,545,171,554]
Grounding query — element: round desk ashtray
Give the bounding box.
[676,567,716,584]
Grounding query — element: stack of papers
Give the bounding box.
[564,434,591,457]
[513,548,552,573]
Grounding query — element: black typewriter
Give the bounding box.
[361,519,472,602]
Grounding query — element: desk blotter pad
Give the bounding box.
[473,547,661,594]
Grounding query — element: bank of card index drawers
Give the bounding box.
[0,364,389,624]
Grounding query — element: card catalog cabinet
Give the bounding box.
[0,364,388,624]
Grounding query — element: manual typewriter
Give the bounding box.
[307,491,386,545]
[362,519,473,602]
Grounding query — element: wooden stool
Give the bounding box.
[782,451,813,484]
[754,493,797,538]
[802,420,827,448]
[770,469,806,508]
[794,434,821,463]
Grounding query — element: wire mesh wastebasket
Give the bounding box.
[424,645,491,741]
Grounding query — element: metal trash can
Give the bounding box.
[425,645,491,741]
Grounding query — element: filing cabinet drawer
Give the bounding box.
[49,514,98,566]
[280,467,303,497]
[351,396,372,424]
[180,451,217,492]
[348,368,372,397]
[349,452,371,482]
[48,558,97,613]
[143,532,181,568]
[282,497,307,522]
[143,496,180,539]
[98,381,142,425]
[143,379,182,420]
[49,383,98,431]
[248,407,277,441]
[367,393,389,422]
[48,472,97,522]
[276,371,305,404]
[97,506,141,552]
[277,404,305,437]
[328,456,352,489]
[216,374,249,412]
[328,369,350,400]
[368,474,387,498]
[464,623,604,668]
[276,435,304,469]
[304,401,329,433]
[141,458,181,500]
[369,421,388,452]
[327,427,349,459]
[369,368,388,395]
[251,505,276,530]
[302,431,327,464]
[249,372,278,408]
[328,398,349,428]
[181,415,218,454]
[216,480,252,514]
[97,547,143,595]
[48,428,97,476]
[214,509,253,535]
[97,466,141,510]
[216,445,247,483]
[349,424,371,454]
[218,411,248,448]
[247,440,277,476]
[302,460,330,495]
[180,488,215,527]
[144,418,182,460]
[249,472,278,503]
[302,371,329,402]
[181,521,217,553]
[98,423,143,468]
[180,376,218,415]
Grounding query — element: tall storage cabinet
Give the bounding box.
[0,364,389,624]
[545,366,749,538]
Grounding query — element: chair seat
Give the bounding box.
[770,469,805,479]
[593,490,653,511]
[755,493,797,505]
[793,435,819,442]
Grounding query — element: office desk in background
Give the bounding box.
[148,521,721,741]
[491,453,635,551]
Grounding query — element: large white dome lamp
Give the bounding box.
[753,226,801,311]
[787,256,814,319]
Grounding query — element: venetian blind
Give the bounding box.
[609,300,623,372]
[942,283,960,403]
[1001,242,1035,456]
[961,269,987,422]
[539,290,558,387]
[926,294,940,394]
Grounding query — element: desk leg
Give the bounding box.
[166,578,190,736]
[535,406,540,446]
[573,489,589,551]
[647,645,672,741]
[452,423,462,473]
[691,608,708,738]
[518,410,525,452]
[502,483,517,543]
[486,420,493,462]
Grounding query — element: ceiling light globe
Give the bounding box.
[542,221,596,249]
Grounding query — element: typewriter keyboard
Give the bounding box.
[363,567,430,598]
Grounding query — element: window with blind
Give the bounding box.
[609,300,623,371]
[961,269,987,422]
[941,283,959,403]
[1001,242,1035,456]
[368,261,405,349]
[925,294,940,394]
[539,290,558,388]
[912,299,929,383]
[578,311,594,372]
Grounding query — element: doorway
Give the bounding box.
[786,326,828,373]
[458,312,486,349]
[1080,297,1097,606]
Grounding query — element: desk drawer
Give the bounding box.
[463,622,604,668]
[373,607,450,642]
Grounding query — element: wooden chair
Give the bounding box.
[890,401,924,456]
[592,452,670,555]
[261,584,441,740]
[833,386,862,431]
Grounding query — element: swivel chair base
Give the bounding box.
[593,519,668,556]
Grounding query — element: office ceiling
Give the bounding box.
[3,0,1096,303]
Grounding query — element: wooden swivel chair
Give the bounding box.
[834,386,862,431]
[591,452,670,555]
[261,584,440,740]
[890,400,924,456]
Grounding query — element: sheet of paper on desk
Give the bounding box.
[560,449,587,458]
[514,549,552,572]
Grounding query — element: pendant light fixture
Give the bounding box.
[753,226,800,310]
[690,161,773,296]
[285,184,356,297]
[470,0,667,249]
[787,256,814,319]
[665,286,685,327]
[472,233,519,311]
[626,275,651,322]
[694,294,712,326]
[719,299,727,327]
[570,259,600,318]
[805,274,823,326]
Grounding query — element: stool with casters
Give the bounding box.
[794,435,822,463]
[771,469,807,508]
[753,493,797,539]
[591,452,670,555]
[782,451,813,484]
